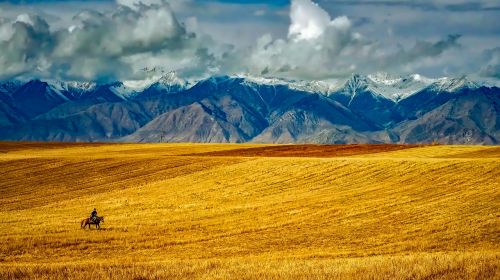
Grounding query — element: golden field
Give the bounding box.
[0,142,498,279]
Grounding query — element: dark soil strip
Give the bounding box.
[186,144,427,158]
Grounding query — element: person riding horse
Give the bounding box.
[90,208,98,223]
[81,211,104,230]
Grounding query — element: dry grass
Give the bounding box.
[2,253,498,280]
[0,143,498,279]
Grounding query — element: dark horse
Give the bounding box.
[81,216,104,230]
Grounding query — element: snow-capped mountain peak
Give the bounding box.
[107,82,134,99]
[288,79,343,94]
[123,71,191,92]
[156,71,191,89]
[362,73,435,101]
[334,73,393,101]
[345,74,370,92]
[430,76,479,92]
[46,80,97,93]
[235,73,342,95]
[236,74,289,86]
[367,72,402,86]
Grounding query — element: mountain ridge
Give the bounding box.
[0,73,498,144]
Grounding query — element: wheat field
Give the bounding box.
[0,143,498,279]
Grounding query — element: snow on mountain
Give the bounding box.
[156,71,192,89]
[366,73,435,101]
[30,81,70,102]
[0,80,25,95]
[429,76,479,92]
[288,80,343,94]
[367,72,402,86]
[41,79,135,101]
[329,74,398,106]
[10,80,71,118]
[1,73,498,144]
[343,74,373,94]
[123,71,193,97]
[43,80,97,99]
[108,83,136,100]
[47,80,97,92]
[227,72,493,102]
[365,73,486,101]
[235,74,343,94]
[3,73,495,104]
[337,72,482,101]
[236,74,289,87]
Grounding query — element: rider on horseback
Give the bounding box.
[90,208,97,222]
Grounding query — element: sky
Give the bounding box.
[0,0,498,82]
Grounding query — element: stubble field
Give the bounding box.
[0,142,498,279]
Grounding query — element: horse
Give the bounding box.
[81,216,104,230]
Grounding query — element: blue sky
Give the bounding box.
[0,0,498,82]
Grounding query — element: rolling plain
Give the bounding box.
[0,142,498,279]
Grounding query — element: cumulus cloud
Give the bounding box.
[0,0,497,82]
[224,0,372,79]
[288,0,333,41]
[225,0,469,80]
[0,14,53,79]
[0,0,218,81]
[51,3,190,81]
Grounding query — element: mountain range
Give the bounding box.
[0,72,498,144]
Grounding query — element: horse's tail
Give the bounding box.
[81,218,86,229]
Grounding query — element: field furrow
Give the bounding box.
[0,143,498,279]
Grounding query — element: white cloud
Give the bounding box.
[288,0,332,41]
[0,18,14,41]
[228,0,372,79]
[225,0,469,80]
[0,0,497,82]
[15,14,35,26]
[0,14,52,79]
[0,0,219,82]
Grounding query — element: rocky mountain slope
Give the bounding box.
[0,73,498,144]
